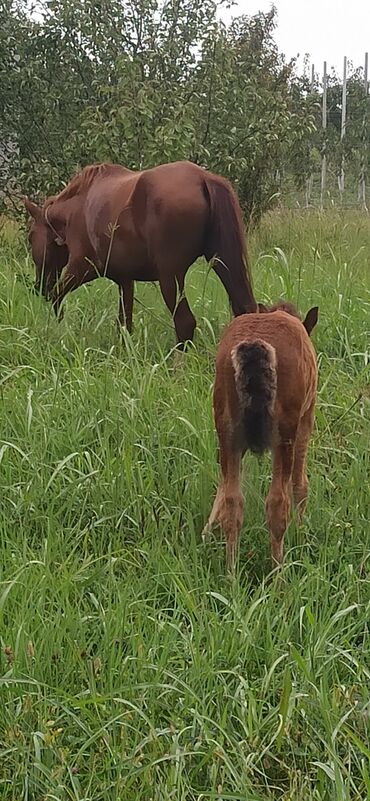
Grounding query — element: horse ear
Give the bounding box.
[22,196,43,222]
[258,302,268,313]
[303,306,318,335]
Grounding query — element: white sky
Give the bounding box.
[220,0,370,76]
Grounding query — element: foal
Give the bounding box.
[203,301,318,571]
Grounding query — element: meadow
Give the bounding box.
[0,209,369,800]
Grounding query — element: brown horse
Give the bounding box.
[23,161,257,346]
[203,300,318,571]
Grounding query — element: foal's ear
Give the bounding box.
[22,196,43,222]
[303,306,319,335]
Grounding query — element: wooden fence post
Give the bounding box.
[358,52,368,211]
[305,63,315,207]
[338,56,347,199]
[320,61,327,210]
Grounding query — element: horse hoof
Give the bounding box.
[201,523,212,543]
[172,349,185,368]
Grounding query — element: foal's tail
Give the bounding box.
[231,339,277,455]
[203,174,257,316]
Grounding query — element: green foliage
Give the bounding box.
[1,1,369,221]
[1,0,316,225]
[191,11,314,224]
[0,209,369,798]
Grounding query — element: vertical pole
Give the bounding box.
[305,64,315,207]
[320,61,327,210]
[306,64,315,209]
[358,52,368,211]
[338,56,347,199]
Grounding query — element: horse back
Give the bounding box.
[130,161,209,263]
[216,311,317,419]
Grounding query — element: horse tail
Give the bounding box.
[203,174,257,315]
[231,339,277,454]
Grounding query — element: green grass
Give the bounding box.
[0,209,369,800]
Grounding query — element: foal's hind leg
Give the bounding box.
[203,434,244,572]
[266,435,295,565]
[203,485,223,535]
[159,274,196,348]
[292,404,315,520]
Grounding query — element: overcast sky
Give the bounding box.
[220,0,369,76]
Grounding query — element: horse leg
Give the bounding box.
[118,280,134,332]
[265,436,295,566]
[158,274,196,349]
[292,404,315,519]
[203,432,244,572]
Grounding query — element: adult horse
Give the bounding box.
[23,161,257,346]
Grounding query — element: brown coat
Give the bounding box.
[204,304,318,570]
[23,161,257,345]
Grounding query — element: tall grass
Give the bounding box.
[0,209,369,800]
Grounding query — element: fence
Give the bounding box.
[304,53,369,211]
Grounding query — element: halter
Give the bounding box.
[44,205,65,246]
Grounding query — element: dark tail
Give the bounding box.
[231,339,277,454]
[203,174,257,316]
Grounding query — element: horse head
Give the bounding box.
[23,197,69,299]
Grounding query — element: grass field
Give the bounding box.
[0,210,369,800]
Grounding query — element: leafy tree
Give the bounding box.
[190,10,316,223]
[0,0,368,222]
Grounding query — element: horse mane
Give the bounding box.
[262,300,302,320]
[51,163,126,203]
